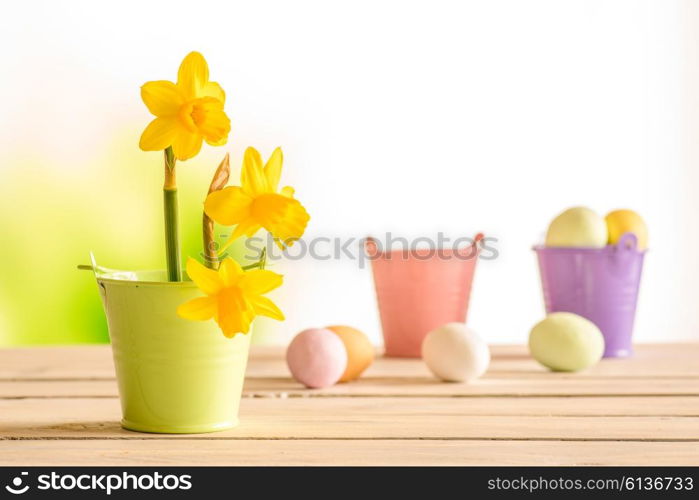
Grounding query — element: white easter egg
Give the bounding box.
[421,323,490,382]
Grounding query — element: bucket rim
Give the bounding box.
[95,270,197,288]
[532,244,648,255]
[532,232,647,254]
[365,233,485,259]
[86,252,198,287]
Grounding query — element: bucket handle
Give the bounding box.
[364,233,484,257]
[364,236,378,256]
[77,252,111,276]
[616,232,638,252]
[609,232,642,276]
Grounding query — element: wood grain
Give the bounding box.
[5,395,699,417]
[2,344,698,380]
[1,440,697,466]
[1,343,697,465]
[1,398,698,441]
[2,376,697,399]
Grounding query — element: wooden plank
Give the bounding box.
[246,343,699,379]
[1,398,698,441]
[1,344,697,466]
[0,440,697,466]
[3,396,699,420]
[0,345,112,380]
[1,344,698,381]
[2,376,697,399]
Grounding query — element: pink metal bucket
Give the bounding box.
[368,234,483,358]
[534,232,646,358]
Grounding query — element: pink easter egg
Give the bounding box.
[286,328,348,388]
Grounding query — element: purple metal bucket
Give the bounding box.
[533,232,645,358]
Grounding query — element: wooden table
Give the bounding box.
[1,343,698,465]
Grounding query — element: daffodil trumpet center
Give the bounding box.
[219,286,249,313]
[251,193,289,224]
[178,97,229,143]
[177,257,284,338]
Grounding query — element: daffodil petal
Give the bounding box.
[273,199,310,244]
[280,186,295,198]
[205,187,253,226]
[177,51,209,99]
[176,296,217,320]
[192,98,230,145]
[205,135,229,147]
[251,194,310,246]
[216,287,255,336]
[264,147,283,192]
[218,219,262,252]
[139,118,178,151]
[250,295,285,321]
[243,220,263,237]
[216,309,254,337]
[171,127,203,161]
[219,258,244,287]
[241,147,269,196]
[141,80,183,117]
[202,81,225,103]
[241,270,283,295]
[185,258,223,295]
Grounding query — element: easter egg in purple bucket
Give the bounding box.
[534,232,645,358]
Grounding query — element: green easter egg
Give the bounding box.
[529,312,605,372]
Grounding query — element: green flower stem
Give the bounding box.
[242,247,267,271]
[163,147,182,282]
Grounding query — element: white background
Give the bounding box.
[2,0,697,345]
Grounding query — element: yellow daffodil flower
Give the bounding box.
[204,147,310,250]
[139,52,231,161]
[177,258,284,337]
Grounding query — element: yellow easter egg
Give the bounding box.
[545,207,608,248]
[529,312,604,372]
[326,325,374,382]
[605,209,648,250]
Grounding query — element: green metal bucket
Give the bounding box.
[95,268,250,434]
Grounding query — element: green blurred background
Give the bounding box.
[0,138,249,346]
